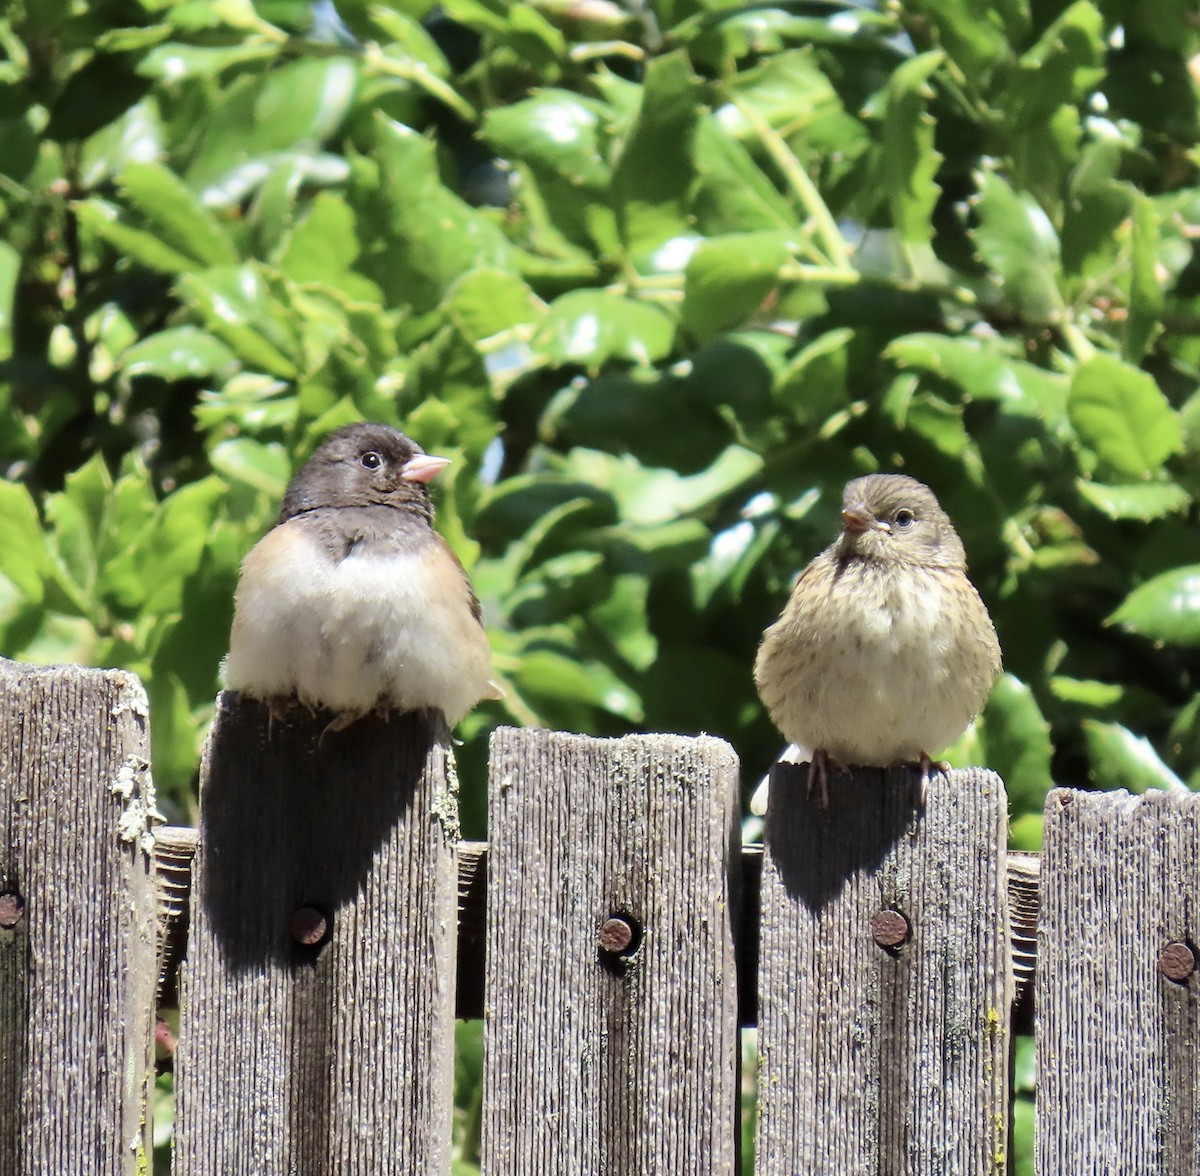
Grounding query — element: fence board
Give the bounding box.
[0,660,157,1175]
[1038,787,1200,1175]
[756,765,1010,1175]
[482,728,742,1174]
[174,695,458,1174]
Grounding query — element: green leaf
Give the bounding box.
[867,51,944,245]
[886,333,1069,421]
[444,269,544,347]
[531,291,674,370]
[0,481,51,603]
[901,0,1012,81]
[972,170,1064,325]
[209,438,292,497]
[119,161,239,267]
[1126,192,1164,361]
[1083,720,1186,792]
[973,675,1054,814]
[1075,480,1190,521]
[611,52,699,267]
[0,241,18,360]
[682,231,793,340]
[75,199,200,274]
[177,267,301,378]
[484,91,611,189]
[120,327,238,382]
[1008,0,1105,128]
[374,115,516,313]
[1068,354,1183,478]
[514,648,643,722]
[1108,566,1200,646]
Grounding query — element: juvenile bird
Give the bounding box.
[754,473,1001,801]
[225,422,501,734]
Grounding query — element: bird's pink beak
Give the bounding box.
[842,505,875,535]
[400,453,451,484]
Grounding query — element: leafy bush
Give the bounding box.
[0,0,1197,852]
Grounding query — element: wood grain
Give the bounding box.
[173,695,458,1174]
[755,764,1010,1175]
[1038,786,1200,1175]
[482,727,742,1174]
[0,659,157,1175]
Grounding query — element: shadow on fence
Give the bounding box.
[1,658,1197,1173]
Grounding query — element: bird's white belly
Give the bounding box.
[227,539,486,722]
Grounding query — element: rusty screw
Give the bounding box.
[1158,941,1195,983]
[870,909,910,949]
[0,892,24,929]
[289,906,329,947]
[598,916,635,955]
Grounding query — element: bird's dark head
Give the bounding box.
[278,422,448,522]
[837,473,965,569]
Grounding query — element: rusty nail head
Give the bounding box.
[598,916,635,954]
[1158,941,1195,982]
[870,909,910,949]
[0,892,24,928]
[290,906,329,947]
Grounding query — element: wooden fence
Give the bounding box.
[0,658,1196,1173]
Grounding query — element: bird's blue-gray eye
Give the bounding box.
[894,509,916,528]
[360,452,383,470]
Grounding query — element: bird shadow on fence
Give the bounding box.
[764,762,924,911]
[195,693,441,973]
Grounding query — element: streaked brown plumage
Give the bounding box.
[754,473,1001,796]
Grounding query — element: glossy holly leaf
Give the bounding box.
[208,438,292,497]
[611,52,699,268]
[177,267,302,377]
[1108,566,1200,646]
[484,91,611,189]
[119,327,238,382]
[972,170,1064,325]
[886,333,1069,423]
[1008,0,1104,128]
[1126,193,1164,361]
[374,115,516,313]
[1075,480,1190,521]
[901,0,1011,82]
[118,161,239,267]
[531,291,674,370]
[1068,354,1183,478]
[969,675,1054,814]
[0,241,17,361]
[444,269,544,347]
[682,231,794,340]
[865,51,944,245]
[1083,720,1187,793]
[0,481,51,603]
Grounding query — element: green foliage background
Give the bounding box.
[2,0,1199,1168]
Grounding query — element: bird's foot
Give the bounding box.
[265,695,297,723]
[807,749,845,808]
[319,708,369,746]
[913,753,950,805]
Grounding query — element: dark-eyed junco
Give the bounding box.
[754,473,1001,800]
[224,422,501,734]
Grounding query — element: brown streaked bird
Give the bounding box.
[224,422,501,735]
[754,473,1001,802]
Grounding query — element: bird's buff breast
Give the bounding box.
[757,560,993,765]
[226,528,490,722]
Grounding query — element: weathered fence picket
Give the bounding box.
[173,694,459,1174]
[1038,787,1200,1174]
[482,728,742,1173]
[2,659,1198,1174]
[756,764,1011,1175]
[0,661,157,1175]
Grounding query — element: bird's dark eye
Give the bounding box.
[894,508,916,528]
[360,451,383,470]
